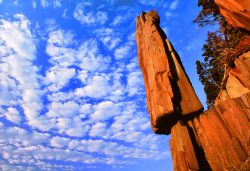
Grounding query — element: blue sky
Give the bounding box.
[0,0,209,171]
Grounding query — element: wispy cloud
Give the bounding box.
[169,0,178,10]
[73,3,108,25]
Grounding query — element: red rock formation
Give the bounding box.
[216,51,250,103]
[136,11,203,135]
[170,121,200,171]
[136,10,250,171]
[214,0,250,31]
[192,94,250,170]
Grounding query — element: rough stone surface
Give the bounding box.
[216,51,250,103]
[136,10,250,171]
[215,0,250,31]
[135,10,203,134]
[170,121,199,171]
[192,94,250,170]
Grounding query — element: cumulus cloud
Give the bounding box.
[91,101,120,121]
[75,75,111,98]
[50,136,70,148]
[5,107,21,123]
[114,45,131,60]
[45,67,76,91]
[47,101,80,118]
[0,14,45,129]
[0,1,172,169]
[78,40,111,72]
[89,122,107,137]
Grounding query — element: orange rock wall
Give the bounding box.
[214,0,250,31]
[136,10,250,171]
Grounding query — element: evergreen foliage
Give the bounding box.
[195,0,249,108]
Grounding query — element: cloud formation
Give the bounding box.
[0,1,180,170]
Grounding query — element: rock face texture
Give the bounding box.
[136,11,203,134]
[136,10,250,171]
[214,0,250,31]
[216,51,250,103]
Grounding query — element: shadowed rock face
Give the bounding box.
[135,10,203,135]
[215,0,250,31]
[136,10,250,171]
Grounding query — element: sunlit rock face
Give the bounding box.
[215,0,250,31]
[216,51,250,102]
[135,10,203,135]
[136,10,250,171]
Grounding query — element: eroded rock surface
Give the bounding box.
[136,10,250,171]
[215,0,250,31]
[216,51,250,103]
[135,10,203,134]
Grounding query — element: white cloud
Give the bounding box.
[45,67,76,91]
[73,3,108,25]
[0,72,21,106]
[0,6,171,170]
[75,75,111,98]
[89,122,107,137]
[79,103,93,115]
[47,101,80,118]
[44,18,58,32]
[77,70,89,84]
[165,11,173,17]
[94,28,121,50]
[5,107,21,123]
[126,71,144,96]
[0,14,45,129]
[40,0,49,8]
[169,0,178,10]
[47,91,74,102]
[56,117,73,130]
[46,31,110,72]
[114,45,131,60]
[47,29,74,47]
[112,15,128,26]
[78,40,111,72]
[91,101,120,121]
[65,125,89,137]
[0,124,50,147]
[56,116,90,137]
[50,136,70,148]
[0,14,34,59]
[32,0,37,8]
[53,0,62,8]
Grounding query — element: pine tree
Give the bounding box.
[195,0,249,108]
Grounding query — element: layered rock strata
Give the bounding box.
[136,10,250,171]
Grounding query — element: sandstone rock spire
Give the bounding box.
[135,10,203,134]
